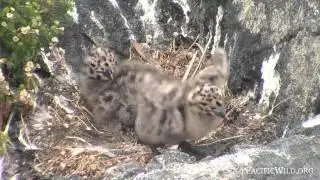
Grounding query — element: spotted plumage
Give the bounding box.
[79,45,229,148]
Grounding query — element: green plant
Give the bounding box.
[243,0,253,20]
[0,0,74,155]
[0,0,74,85]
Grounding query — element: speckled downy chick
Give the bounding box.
[106,62,177,127]
[135,48,230,147]
[79,45,118,108]
[79,45,132,132]
[193,48,229,87]
[79,45,173,131]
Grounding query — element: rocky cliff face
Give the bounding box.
[57,0,320,179]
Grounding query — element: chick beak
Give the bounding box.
[213,106,226,119]
[99,70,113,80]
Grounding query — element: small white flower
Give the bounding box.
[21,26,31,34]
[24,61,34,72]
[58,27,64,31]
[34,29,39,35]
[26,2,30,5]
[12,36,19,42]
[26,61,34,69]
[18,42,23,46]
[6,13,13,18]
[25,72,33,77]
[51,37,59,43]
[58,47,65,54]
[19,89,30,102]
[31,19,38,27]
[0,58,6,64]
[53,20,60,25]
[0,72,5,81]
[20,89,29,97]
[24,66,32,72]
[10,7,15,12]
[5,84,10,91]
[1,22,7,27]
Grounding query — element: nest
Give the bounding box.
[6,38,280,178]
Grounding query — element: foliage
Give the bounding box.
[0,0,74,85]
[0,0,75,155]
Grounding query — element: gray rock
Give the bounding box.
[56,0,320,179]
[106,162,146,179]
[145,150,195,171]
[115,135,319,180]
[222,0,320,136]
[62,0,320,134]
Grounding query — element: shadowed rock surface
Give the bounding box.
[3,0,320,179]
[62,0,320,136]
[57,0,320,179]
[110,135,319,179]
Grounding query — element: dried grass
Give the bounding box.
[14,38,280,178]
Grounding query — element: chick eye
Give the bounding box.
[102,69,112,77]
[208,75,218,82]
[216,101,222,106]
